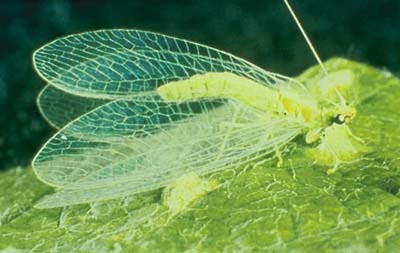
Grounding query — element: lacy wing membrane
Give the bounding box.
[37,84,110,129]
[33,30,303,99]
[32,96,302,207]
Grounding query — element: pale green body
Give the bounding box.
[158,72,320,124]
[159,72,283,113]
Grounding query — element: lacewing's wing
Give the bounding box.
[33,30,299,128]
[33,30,302,99]
[37,85,110,129]
[33,96,302,208]
[34,30,303,128]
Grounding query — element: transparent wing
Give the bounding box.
[37,84,110,129]
[32,96,302,207]
[33,29,301,99]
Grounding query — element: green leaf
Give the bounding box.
[1,58,399,252]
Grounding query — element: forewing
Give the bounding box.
[33,30,301,99]
[37,84,110,129]
[32,96,302,207]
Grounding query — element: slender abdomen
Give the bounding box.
[157,72,282,113]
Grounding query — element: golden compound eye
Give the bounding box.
[332,114,346,125]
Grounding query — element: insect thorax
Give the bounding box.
[302,69,366,166]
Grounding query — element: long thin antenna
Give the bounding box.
[283,0,328,75]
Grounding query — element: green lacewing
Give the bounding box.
[32,2,365,209]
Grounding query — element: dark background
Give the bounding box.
[0,0,399,170]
